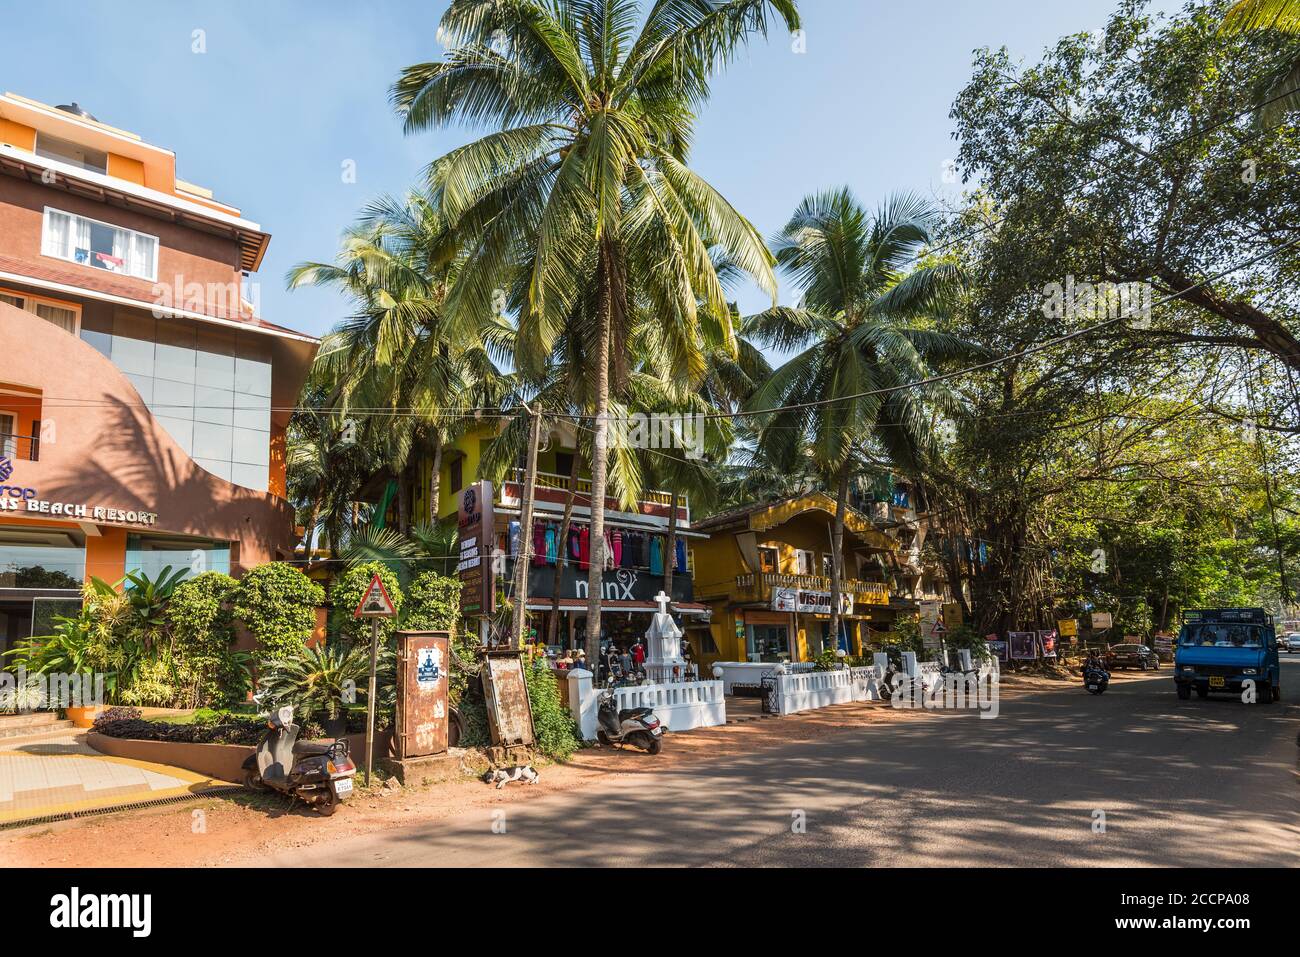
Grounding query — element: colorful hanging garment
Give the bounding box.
[532,521,547,566]
[545,524,558,565]
[578,525,590,570]
[675,538,687,572]
[649,535,663,575]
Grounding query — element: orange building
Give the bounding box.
[0,92,316,649]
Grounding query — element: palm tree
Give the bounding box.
[393,0,798,664]
[743,188,976,655]
[1222,0,1300,121]
[289,190,509,537]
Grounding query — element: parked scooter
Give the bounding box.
[242,705,357,815]
[1083,657,1111,695]
[596,681,665,754]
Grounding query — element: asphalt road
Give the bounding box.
[273,658,1300,867]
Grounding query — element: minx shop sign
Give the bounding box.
[0,457,159,527]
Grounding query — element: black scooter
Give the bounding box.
[596,681,665,754]
[1083,661,1111,695]
[241,705,357,815]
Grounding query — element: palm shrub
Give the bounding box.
[234,562,325,665]
[257,642,372,724]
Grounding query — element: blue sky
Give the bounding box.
[1,0,1133,338]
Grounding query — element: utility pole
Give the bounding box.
[511,403,541,649]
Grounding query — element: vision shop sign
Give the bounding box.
[0,457,159,527]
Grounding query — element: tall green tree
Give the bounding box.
[393,0,797,662]
[743,188,975,650]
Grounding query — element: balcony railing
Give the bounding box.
[0,432,39,462]
[506,469,683,511]
[735,571,889,605]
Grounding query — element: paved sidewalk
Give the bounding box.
[0,729,228,826]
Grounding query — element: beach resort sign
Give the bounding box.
[0,456,160,527]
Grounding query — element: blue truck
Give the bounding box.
[1173,608,1281,704]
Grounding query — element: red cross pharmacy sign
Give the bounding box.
[353,573,397,618]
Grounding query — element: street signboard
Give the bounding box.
[1091,612,1113,630]
[354,573,397,618]
[1057,618,1078,637]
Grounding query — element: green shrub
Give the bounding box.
[524,659,579,761]
[165,571,249,708]
[257,642,372,722]
[402,571,460,632]
[234,563,324,664]
[330,562,403,647]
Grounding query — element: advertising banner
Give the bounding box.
[1008,631,1038,660]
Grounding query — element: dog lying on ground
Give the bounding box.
[482,764,540,788]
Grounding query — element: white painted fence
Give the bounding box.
[566,669,726,740]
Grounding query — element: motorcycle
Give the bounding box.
[596,681,665,754]
[1083,661,1110,695]
[241,705,357,815]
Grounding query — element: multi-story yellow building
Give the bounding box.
[406,422,709,649]
[688,492,898,666]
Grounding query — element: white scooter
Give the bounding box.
[241,705,357,815]
[596,681,665,754]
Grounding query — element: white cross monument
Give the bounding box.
[644,590,689,683]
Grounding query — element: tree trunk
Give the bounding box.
[429,437,442,526]
[301,493,323,551]
[548,453,582,647]
[663,489,679,601]
[828,467,849,659]
[585,254,613,669]
[511,406,541,649]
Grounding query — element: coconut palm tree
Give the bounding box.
[1222,0,1300,121]
[393,0,798,663]
[288,190,509,536]
[743,188,978,654]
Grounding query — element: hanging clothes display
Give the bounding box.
[603,530,615,570]
[578,525,591,570]
[532,521,547,566]
[675,538,687,573]
[611,528,623,567]
[545,523,558,565]
[567,526,581,563]
[649,535,663,575]
[508,521,521,559]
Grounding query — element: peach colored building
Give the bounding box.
[0,92,316,649]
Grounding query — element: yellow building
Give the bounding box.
[400,422,709,648]
[688,493,898,666]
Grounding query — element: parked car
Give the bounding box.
[1282,633,1300,653]
[1105,643,1161,670]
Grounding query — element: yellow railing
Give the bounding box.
[734,572,889,604]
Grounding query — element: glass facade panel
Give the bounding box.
[90,311,272,491]
[126,534,230,580]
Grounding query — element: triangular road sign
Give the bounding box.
[931,617,948,635]
[354,573,397,618]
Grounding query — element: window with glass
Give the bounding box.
[795,549,815,575]
[34,133,108,175]
[42,207,158,281]
[0,288,80,334]
[747,623,790,663]
[0,528,85,589]
[126,535,230,581]
[758,547,778,573]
